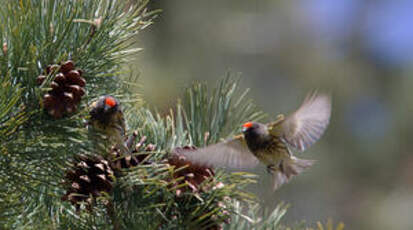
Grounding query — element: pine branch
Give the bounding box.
[180,72,267,147]
[224,201,288,230]
[0,1,344,229]
[126,73,267,150]
[0,0,158,228]
[0,73,26,141]
[110,75,265,229]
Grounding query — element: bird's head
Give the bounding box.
[89,95,120,123]
[241,122,270,149]
[242,122,256,133]
[102,96,118,113]
[242,122,268,136]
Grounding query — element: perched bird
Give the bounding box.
[88,95,127,153]
[181,92,331,190]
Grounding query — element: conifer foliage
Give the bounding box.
[0,1,343,229]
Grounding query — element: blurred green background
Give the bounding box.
[133,1,413,229]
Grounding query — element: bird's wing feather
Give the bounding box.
[181,135,260,169]
[269,92,331,152]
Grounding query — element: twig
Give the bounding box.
[106,201,120,230]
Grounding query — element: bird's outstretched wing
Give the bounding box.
[180,135,260,169]
[268,91,331,151]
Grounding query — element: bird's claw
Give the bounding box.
[267,160,285,174]
[267,164,276,174]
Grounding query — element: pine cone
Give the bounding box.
[62,154,114,211]
[109,133,154,172]
[37,60,86,119]
[167,146,230,229]
[168,146,215,195]
[61,133,154,211]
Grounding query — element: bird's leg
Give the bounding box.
[267,160,285,174]
[266,164,276,174]
[124,131,138,150]
[278,160,284,173]
[116,141,131,155]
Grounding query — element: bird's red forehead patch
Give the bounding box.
[242,122,253,128]
[105,96,117,107]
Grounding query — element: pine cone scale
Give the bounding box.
[37,60,86,119]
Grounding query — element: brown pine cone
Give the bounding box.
[37,60,86,119]
[62,154,114,211]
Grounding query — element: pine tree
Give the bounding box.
[0,1,343,229]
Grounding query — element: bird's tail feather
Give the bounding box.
[271,157,315,190]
